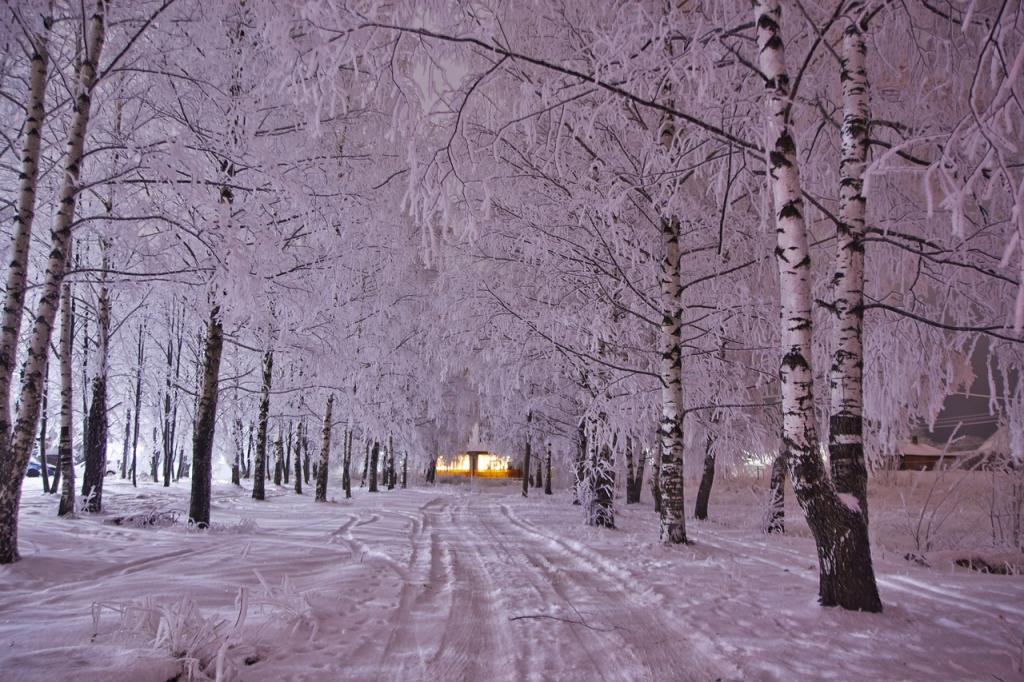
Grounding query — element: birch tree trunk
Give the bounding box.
[81,249,111,512]
[754,0,881,611]
[283,421,292,485]
[0,10,52,453]
[232,418,243,487]
[314,395,333,502]
[252,351,273,501]
[829,4,871,519]
[39,378,50,493]
[658,217,687,544]
[293,421,302,494]
[57,283,75,517]
[0,0,106,562]
[188,307,223,528]
[130,325,144,487]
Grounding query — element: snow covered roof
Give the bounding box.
[899,440,949,456]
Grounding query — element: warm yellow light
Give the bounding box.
[477,454,508,472]
[435,452,511,476]
[437,454,472,473]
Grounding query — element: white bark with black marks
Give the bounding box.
[754,0,881,611]
[829,4,871,519]
[0,10,52,452]
[81,248,111,512]
[314,395,333,502]
[0,1,106,562]
[251,351,273,501]
[57,283,75,518]
[188,307,223,528]
[658,217,687,544]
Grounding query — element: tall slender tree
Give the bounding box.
[753,0,881,611]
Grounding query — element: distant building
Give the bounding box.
[898,429,1015,470]
[898,437,958,470]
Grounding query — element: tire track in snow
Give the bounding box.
[376,496,456,680]
[484,500,732,681]
[466,498,594,681]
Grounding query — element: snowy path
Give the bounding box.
[1,479,1022,681]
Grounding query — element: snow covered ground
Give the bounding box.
[1,474,1022,681]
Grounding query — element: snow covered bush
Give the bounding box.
[92,589,251,681]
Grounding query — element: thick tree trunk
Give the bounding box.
[251,351,273,501]
[314,395,333,502]
[765,453,786,534]
[829,5,871,520]
[0,11,52,454]
[400,451,407,489]
[57,283,75,517]
[81,374,107,512]
[694,434,716,521]
[658,217,687,544]
[80,368,106,512]
[544,443,552,495]
[754,0,881,611]
[187,307,223,528]
[81,251,110,513]
[0,2,105,563]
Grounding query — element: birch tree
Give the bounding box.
[754,0,881,612]
[0,1,106,563]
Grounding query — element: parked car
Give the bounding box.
[25,461,56,478]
